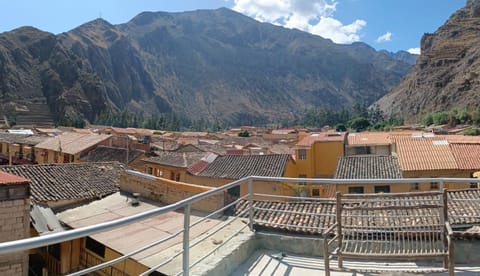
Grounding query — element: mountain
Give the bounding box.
[376,0,480,122]
[0,8,414,127]
[379,50,418,65]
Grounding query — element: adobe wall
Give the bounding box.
[0,185,30,276]
[120,172,225,212]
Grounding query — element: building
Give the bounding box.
[34,132,112,164]
[186,154,297,198]
[334,155,403,194]
[144,152,210,182]
[294,132,346,178]
[0,171,31,276]
[78,145,146,171]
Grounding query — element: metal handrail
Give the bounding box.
[0,175,247,254]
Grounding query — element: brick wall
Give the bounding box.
[120,172,225,212]
[0,186,30,276]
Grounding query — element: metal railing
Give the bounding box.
[1,174,480,275]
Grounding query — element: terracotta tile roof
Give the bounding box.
[347,132,391,146]
[144,152,208,168]
[394,137,458,171]
[236,200,336,234]
[296,132,346,147]
[0,162,122,203]
[78,146,144,164]
[0,171,31,185]
[235,189,480,234]
[444,135,480,144]
[448,189,480,225]
[35,132,112,155]
[334,156,402,179]
[194,154,291,179]
[187,153,218,175]
[450,144,480,170]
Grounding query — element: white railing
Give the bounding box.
[1,173,480,275]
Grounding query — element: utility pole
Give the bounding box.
[125,135,129,165]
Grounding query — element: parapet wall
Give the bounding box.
[120,171,225,212]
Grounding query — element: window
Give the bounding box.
[147,167,153,174]
[354,146,371,155]
[86,237,105,258]
[312,188,320,197]
[430,182,439,190]
[374,185,390,193]
[348,187,364,194]
[470,182,478,189]
[411,183,419,191]
[175,173,181,182]
[47,243,61,261]
[298,149,307,160]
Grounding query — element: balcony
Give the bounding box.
[2,174,480,275]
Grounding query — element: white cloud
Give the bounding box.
[232,0,366,44]
[407,47,421,55]
[376,32,392,43]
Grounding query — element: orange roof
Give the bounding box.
[347,132,391,146]
[0,171,30,185]
[451,144,480,170]
[395,137,458,171]
[296,132,346,147]
[445,135,480,144]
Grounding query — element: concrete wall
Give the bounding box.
[120,172,225,212]
[0,190,30,275]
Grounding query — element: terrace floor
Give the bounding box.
[231,249,480,276]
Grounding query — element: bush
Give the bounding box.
[432,112,449,125]
[464,128,480,136]
[334,123,347,132]
[238,130,250,137]
[422,113,434,126]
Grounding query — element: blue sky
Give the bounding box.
[0,0,465,54]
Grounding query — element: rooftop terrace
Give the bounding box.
[2,173,480,275]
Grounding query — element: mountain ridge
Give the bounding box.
[0,8,416,127]
[376,0,480,122]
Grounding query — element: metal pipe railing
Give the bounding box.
[2,175,480,276]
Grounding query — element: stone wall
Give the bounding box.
[0,186,30,276]
[120,171,225,212]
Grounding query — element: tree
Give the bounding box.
[335,123,347,132]
[432,112,449,125]
[464,128,480,136]
[238,130,250,137]
[348,117,370,132]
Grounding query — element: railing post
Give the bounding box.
[183,204,191,276]
[248,178,254,231]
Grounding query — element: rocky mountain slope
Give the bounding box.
[376,0,480,122]
[0,8,415,127]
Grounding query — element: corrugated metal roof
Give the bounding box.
[334,155,402,179]
[394,137,458,171]
[30,204,64,235]
[35,132,112,154]
[195,154,291,179]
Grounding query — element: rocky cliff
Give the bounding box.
[376,0,480,121]
[0,8,415,127]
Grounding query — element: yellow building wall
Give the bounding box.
[313,141,343,177]
[403,170,471,190]
[295,148,315,178]
[82,243,148,276]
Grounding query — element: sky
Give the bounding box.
[0,0,466,54]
